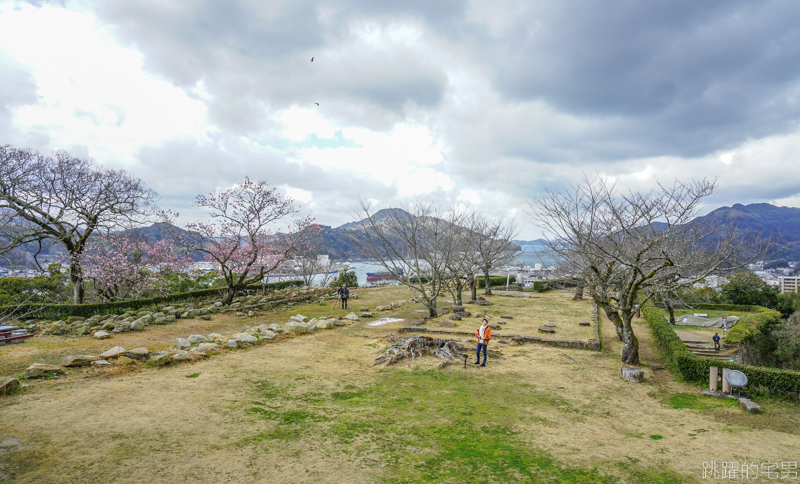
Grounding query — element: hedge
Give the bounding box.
[643,306,800,396]
[477,276,516,289]
[2,280,304,320]
[533,278,578,293]
[658,303,759,312]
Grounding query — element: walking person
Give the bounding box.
[712,332,721,351]
[337,284,349,310]
[474,318,492,367]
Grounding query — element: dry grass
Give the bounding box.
[0,286,798,483]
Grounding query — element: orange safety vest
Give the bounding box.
[475,326,492,344]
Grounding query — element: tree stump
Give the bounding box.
[621,368,644,383]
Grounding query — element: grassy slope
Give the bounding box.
[0,288,798,483]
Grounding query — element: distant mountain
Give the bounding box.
[692,203,800,261]
[336,208,415,231]
[513,239,548,246]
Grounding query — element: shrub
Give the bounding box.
[476,276,516,288]
[532,278,577,292]
[329,270,358,288]
[644,307,800,396]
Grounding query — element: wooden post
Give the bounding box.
[722,368,731,393]
[709,366,718,391]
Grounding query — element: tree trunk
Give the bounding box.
[603,306,624,341]
[469,277,477,302]
[666,300,676,325]
[223,287,236,306]
[573,281,584,301]
[620,314,640,365]
[69,260,85,305]
[427,300,438,318]
[483,271,492,296]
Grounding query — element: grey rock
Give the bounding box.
[343,312,359,321]
[456,311,471,318]
[498,339,511,344]
[260,329,276,340]
[500,315,513,319]
[621,367,645,383]
[227,339,238,349]
[172,350,192,362]
[451,305,465,313]
[538,327,556,333]
[91,359,111,366]
[61,355,98,367]
[207,333,226,343]
[93,330,112,340]
[579,321,591,326]
[200,315,212,321]
[193,343,220,354]
[440,322,456,327]
[175,338,191,350]
[449,314,461,321]
[99,346,127,359]
[130,319,146,331]
[232,333,258,345]
[187,334,205,344]
[150,351,172,366]
[739,398,762,414]
[1,378,20,393]
[24,363,65,379]
[127,347,150,360]
[359,312,374,318]
[112,321,131,333]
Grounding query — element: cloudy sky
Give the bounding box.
[2,0,800,238]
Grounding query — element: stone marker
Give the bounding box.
[621,367,645,383]
[61,355,98,367]
[24,363,65,379]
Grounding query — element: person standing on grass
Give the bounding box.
[474,318,492,367]
[337,284,349,310]
[713,332,721,351]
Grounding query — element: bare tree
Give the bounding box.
[0,145,158,304]
[530,176,767,365]
[349,199,465,317]
[474,214,520,295]
[294,224,336,287]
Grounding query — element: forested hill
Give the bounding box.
[694,203,800,261]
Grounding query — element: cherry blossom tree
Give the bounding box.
[80,232,191,301]
[165,178,314,305]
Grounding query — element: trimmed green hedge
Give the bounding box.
[659,303,759,312]
[2,280,304,320]
[477,276,516,289]
[533,278,578,293]
[644,306,800,395]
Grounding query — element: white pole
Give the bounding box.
[722,368,731,393]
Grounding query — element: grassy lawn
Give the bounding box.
[422,289,597,342]
[1,286,798,483]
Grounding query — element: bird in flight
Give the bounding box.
[311,57,314,63]
[315,102,319,106]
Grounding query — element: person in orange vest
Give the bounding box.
[474,318,492,367]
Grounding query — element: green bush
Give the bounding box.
[644,307,800,395]
[532,278,577,292]
[725,308,783,345]
[476,276,516,288]
[3,280,303,320]
[329,270,358,288]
